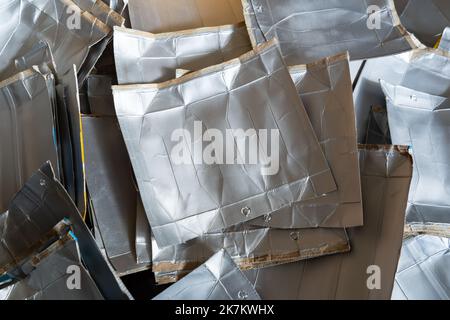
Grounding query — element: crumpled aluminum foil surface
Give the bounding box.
[113,40,337,247]
[113,23,252,84]
[392,235,450,300]
[0,68,58,213]
[153,249,261,300]
[242,0,421,65]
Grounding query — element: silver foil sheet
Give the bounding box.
[0,162,129,299]
[242,0,421,65]
[113,23,252,84]
[395,0,450,47]
[382,81,450,236]
[128,0,244,33]
[112,40,337,247]
[249,53,363,229]
[0,0,110,81]
[0,237,103,300]
[153,249,261,300]
[243,145,412,299]
[83,115,151,275]
[152,226,349,281]
[354,30,450,142]
[0,68,58,213]
[392,235,450,300]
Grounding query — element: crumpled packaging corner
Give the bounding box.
[153,249,261,300]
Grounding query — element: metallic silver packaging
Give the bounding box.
[0,0,110,81]
[112,40,337,247]
[395,0,450,47]
[242,0,421,65]
[0,237,104,300]
[74,0,125,84]
[152,226,349,281]
[354,30,450,142]
[127,0,244,33]
[392,235,450,300]
[83,115,152,275]
[113,23,252,84]
[0,162,129,299]
[0,68,58,213]
[249,53,363,229]
[381,81,450,236]
[153,249,261,300]
[243,145,412,299]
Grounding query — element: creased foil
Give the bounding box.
[0,162,129,299]
[243,145,412,299]
[113,40,337,247]
[153,249,261,300]
[0,68,58,213]
[354,28,450,142]
[394,0,450,47]
[392,235,450,300]
[128,0,244,33]
[113,23,252,84]
[242,0,421,65]
[249,52,363,229]
[0,0,110,81]
[381,81,450,236]
[83,115,151,275]
[0,237,103,300]
[152,225,349,282]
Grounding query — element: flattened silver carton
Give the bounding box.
[152,225,349,280]
[242,0,421,65]
[395,0,450,47]
[113,23,252,84]
[0,0,109,81]
[0,237,103,300]
[382,81,450,236]
[243,145,412,299]
[0,68,58,213]
[153,249,260,300]
[83,115,152,275]
[113,40,337,247]
[354,28,450,142]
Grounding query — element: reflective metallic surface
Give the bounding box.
[128,0,244,33]
[392,235,450,300]
[242,0,421,65]
[382,81,450,235]
[0,0,110,80]
[153,249,261,300]
[0,68,58,213]
[243,145,412,299]
[395,0,450,47]
[113,41,336,247]
[250,53,363,229]
[0,238,104,300]
[114,23,252,84]
[152,226,349,280]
